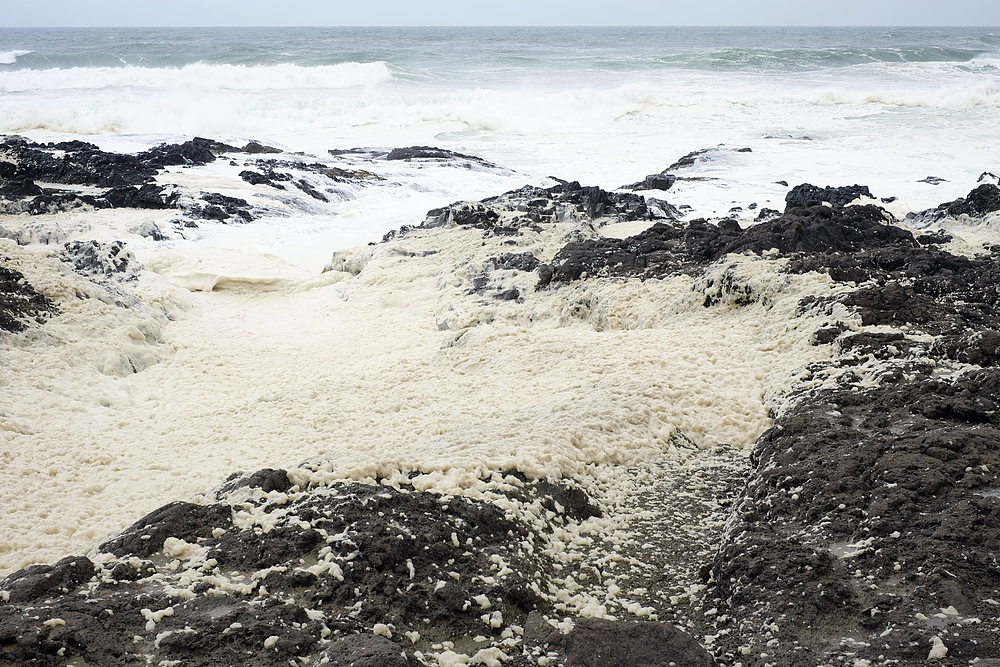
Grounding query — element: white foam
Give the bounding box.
[0,61,393,93]
[0,208,846,574]
[0,50,32,65]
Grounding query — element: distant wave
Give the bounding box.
[0,50,32,65]
[0,61,393,92]
[645,46,987,72]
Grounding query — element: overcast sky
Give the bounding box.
[3,0,999,27]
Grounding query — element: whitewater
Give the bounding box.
[1,26,999,577]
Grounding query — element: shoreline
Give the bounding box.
[2,137,1000,665]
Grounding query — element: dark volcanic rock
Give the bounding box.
[906,183,1000,225]
[313,634,411,666]
[0,262,57,333]
[545,201,903,284]
[138,137,217,168]
[0,177,43,199]
[100,501,234,558]
[103,183,179,209]
[1,135,157,187]
[548,218,743,283]
[62,240,133,277]
[423,180,663,235]
[625,173,677,192]
[702,205,1000,664]
[1,556,95,604]
[386,146,489,163]
[241,140,283,154]
[240,168,291,189]
[563,618,715,667]
[727,203,905,255]
[0,135,217,189]
[712,370,1000,666]
[0,477,611,667]
[784,183,875,210]
[193,192,254,221]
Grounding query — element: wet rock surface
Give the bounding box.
[0,261,57,332]
[563,617,715,667]
[905,183,1000,226]
[0,136,403,226]
[419,180,663,238]
[0,472,655,666]
[8,169,1000,666]
[783,183,876,209]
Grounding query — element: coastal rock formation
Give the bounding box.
[623,146,753,191]
[0,263,57,332]
[905,183,1000,226]
[0,475,713,667]
[5,168,1000,666]
[783,183,877,209]
[416,179,674,239]
[0,136,396,225]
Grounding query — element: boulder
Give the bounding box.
[563,618,715,667]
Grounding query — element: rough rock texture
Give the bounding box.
[545,203,902,284]
[386,146,494,166]
[563,617,715,667]
[416,179,672,243]
[9,175,1000,666]
[0,136,389,224]
[0,261,57,333]
[705,206,1000,666]
[783,183,876,210]
[622,146,752,191]
[905,183,1000,225]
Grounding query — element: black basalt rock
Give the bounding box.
[942,183,1000,217]
[0,177,43,199]
[0,263,58,333]
[103,183,178,209]
[563,618,715,667]
[906,183,1000,226]
[1,555,95,604]
[2,476,596,667]
[313,633,411,666]
[386,146,489,164]
[726,203,907,255]
[784,183,875,210]
[138,137,218,168]
[100,501,234,558]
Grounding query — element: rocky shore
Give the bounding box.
[2,139,1000,666]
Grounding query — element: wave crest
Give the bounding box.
[0,60,393,92]
[0,50,32,65]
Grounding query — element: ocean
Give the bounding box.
[1,26,999,581]
[2,26,999,261]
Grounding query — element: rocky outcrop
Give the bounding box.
[7,170,1000,666]
[783,183,876,210]
[0,136,391,224]
[544,202,903,285]
[418,179,673,239]
[623,146,753,191]
[0,473,713,667]
[905,183,1000,225]
[0,262,57,332]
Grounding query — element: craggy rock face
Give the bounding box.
[906,183,1000,225]
[5,167,1000,667]
[0,135,385,223]
[0,263,57,332]
[707,206,1000,666]
[0,475,715,667]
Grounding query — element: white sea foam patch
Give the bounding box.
[0,61,392,93]
[1,214,845,575]
[0,50,32,65]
